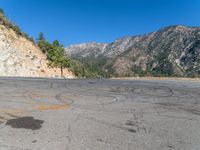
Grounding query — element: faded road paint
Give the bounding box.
[36,104,70,111]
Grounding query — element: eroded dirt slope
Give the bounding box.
[0,25,74,78]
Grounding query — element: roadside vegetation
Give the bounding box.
[37,33,71,77]
[37,33,104,78]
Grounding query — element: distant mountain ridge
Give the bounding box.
[66,42,108,58]
[65,25,200,77]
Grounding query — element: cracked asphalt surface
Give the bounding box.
[0,77,200,150]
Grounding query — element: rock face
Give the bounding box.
[0,25,74,78]
[65,25,200,77]
[65,42,108,58]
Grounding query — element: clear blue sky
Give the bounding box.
[0,0,200,46]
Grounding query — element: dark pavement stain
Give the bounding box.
[97,138,103,142]
[126,120,136,126]
[167,144,175,149]
[88,81,94,84]
[127,129,136,133]
[32,140,37,143]
[6,116,44,130]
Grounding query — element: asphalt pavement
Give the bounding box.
[0,77,200,150]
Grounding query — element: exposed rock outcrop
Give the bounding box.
[0,25,74,78]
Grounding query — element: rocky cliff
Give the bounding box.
[0,24,74,78]
[66,42,108,58]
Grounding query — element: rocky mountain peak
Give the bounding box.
[65,42,108,58]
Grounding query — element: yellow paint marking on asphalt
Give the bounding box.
[29,92,49,98]
[36,104,70,111]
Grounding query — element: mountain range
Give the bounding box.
[65,25,200,77]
